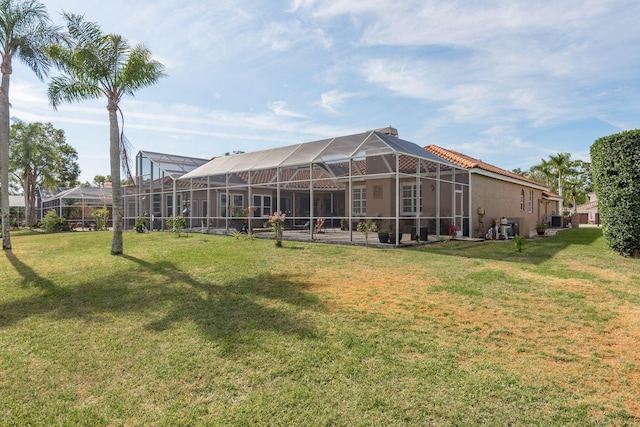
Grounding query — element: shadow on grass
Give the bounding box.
[5,250,57,292]
[411,228,603,265]
[1,251,322,356]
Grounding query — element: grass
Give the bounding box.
[1,228,639,425]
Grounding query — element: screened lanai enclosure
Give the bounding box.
[124,129,472,244]
[123,151,210,230]
[39,186,113,228]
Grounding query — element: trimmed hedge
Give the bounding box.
[591,130,640,257]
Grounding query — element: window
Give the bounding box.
[233,194,244,210]
[520,190,525,211]
[220,194,227,217]
[167,195,181,217]
[253,195,272,217]
[352,186,366,215]
[202,200,208,218]
[220,194,244,217]
[528,190,533,213]
[402,184,422,215]
[153,194,161,216]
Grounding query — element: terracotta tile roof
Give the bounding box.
[542,190,563,200]
[424,145,547,188]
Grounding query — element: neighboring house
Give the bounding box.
[574,192,599,225]
[123,127,561,240]
[424,145,563,237]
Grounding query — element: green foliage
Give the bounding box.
[524,153,592,209]
[134,212,148,233]
[42,209,66,233]
[591,130,640,257]
[232,231,255,240]
[46,13,166,256]
[166,216,187,236]
[91,206,110,231]
[266,212,286,247]
[9,119,80,225]
[513,235,525,252]
[356,219,376,247]
[0,0,62,250]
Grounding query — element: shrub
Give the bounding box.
[591,130,640,257]
[134,212,148,233]
[166,216,187,237]
[42,209,66,233]
[357,219,376,247]
[513,235,525,253]
[91,207,110,231]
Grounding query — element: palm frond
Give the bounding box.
[0,0,60,78]
[48,74,101,109]
[121,43,166,95]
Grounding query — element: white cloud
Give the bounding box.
[267,101,308,118]
[262,19,331,51]
[319,90,354,114]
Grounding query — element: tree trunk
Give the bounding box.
[557,174,563,197]
[0,66,12,249]
[108,104,123,255]
[24,167,32,227]
[28,179,37,226]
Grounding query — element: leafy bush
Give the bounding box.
[134,212,148,233]
[591,130,640,257]
[513,235,525,253]
[42,209,66,233]
[91,206,110,231]
[166,216,187,237]
[357,219,376,247]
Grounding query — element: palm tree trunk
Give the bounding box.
[108,105,123,255]
[24,167,32,227]
[0,68,12,249]
[28,179,37,226]
[557,174,562,197]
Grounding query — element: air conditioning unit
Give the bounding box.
[550,215,562,228]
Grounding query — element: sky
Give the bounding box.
[11,0,640,184]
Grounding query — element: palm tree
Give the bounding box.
[0,0,59,250]
[47,13,165,255]
[548,152,574,198]
[529,158,553,187]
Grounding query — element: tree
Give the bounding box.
[93,174,111,187]
[525,154,591,211]
[565,160,592,211]
[528,158,553,187]
[9,118,80,225]
[0,0,59,250]
[548,152,574,197]
[47,13,165,255]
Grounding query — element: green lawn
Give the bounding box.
[1,228,638,425]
